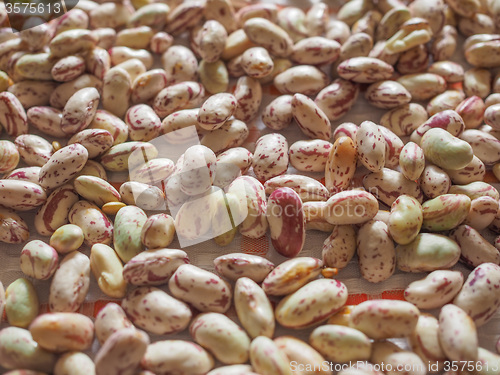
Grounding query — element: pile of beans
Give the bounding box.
[1,0,500,373]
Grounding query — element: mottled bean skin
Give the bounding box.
[214,253,275,283]
[349,300,420,339]
[275,279,348,329]
[396,233,461,272]
[123,249,189,286]
[20,240,59,280]
[357,220,395,283]
[322,225,356,269]
[121,286,192,335]
[404,270,464,309]
[438,304,478,361]
[190,313,250,365]
[262,257,322,296]
[141,340,214,375]
[169,264,232,313]
[49,251,90,313]
[453,262,500,327]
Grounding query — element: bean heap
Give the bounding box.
[1,0,500,373]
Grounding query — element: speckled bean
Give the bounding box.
[113,205,146,263]
[421,128,473,170]
[461,129,500,165]
[74,175,120,207]
[4,167,41,185]
[262,257,322,296]
[380,103,428,137]
[234,277,274,338]
[310,325,371,363]
[213,253,274,283]
[275,336,332,375]
[123,248,188,286]
[324,190,378,225]
[0,327,56,372]
[0,141,19,173]
[101,67,131,119]
[388,195,423,245]
[438,304,478,361]
[291,93,331,140]
[444,155,485,185]
[100,141,158,172]
[399,142,425,180]
[125,104,161,142]
[451,225,500,268]
[422,194,471,231]
[357,220,395,283]
[233,75,262,122]
[276,279,348,329]
[404,270,464,309]
[54,352,95,375]
[315,79,359,121]
[119,181,165,211]
[243,17,292,57]
[49,251,90,313]
[408,314,446,369]
[249,336,291,375]
[195,94,236,132]
[338,57,393,83]
[20,240,58,280]
[356,121,385,172]
[349,300,419,339]
[454,262,500,327]
[289,139,332,172]
[291,36,340,66]
[94,303,133,345]
[264,174,328,202]
[161,45,198,84]
[463,196,499,231]
[363,168,423,206]
[29,313,94,352]
[419,165,451,198]
[274,65,328,96]
[0,180,46,211]
[141,340,214,375]
[154,81,205,118]
[169,264,231,313]
[252,133,288,182]
[39,144,88,190]
[68,201,113,246]
[396,233,461,272]
[68,129,113,159]
[0,91,28,136]
[34,185,78,236]
[0,207,29,244]
[365,80,411,109]
[191,312,250,364]
[322,225,356,269]
[122,286,191,335]
[94,328,149,375]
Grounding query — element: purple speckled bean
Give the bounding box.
[122,286,192,335]
[349,299,420,339]
[214,253,275,283]
[404,270,464,309]
[49,251,90,313]
[170,264,232,313]
[123,248,189,286]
